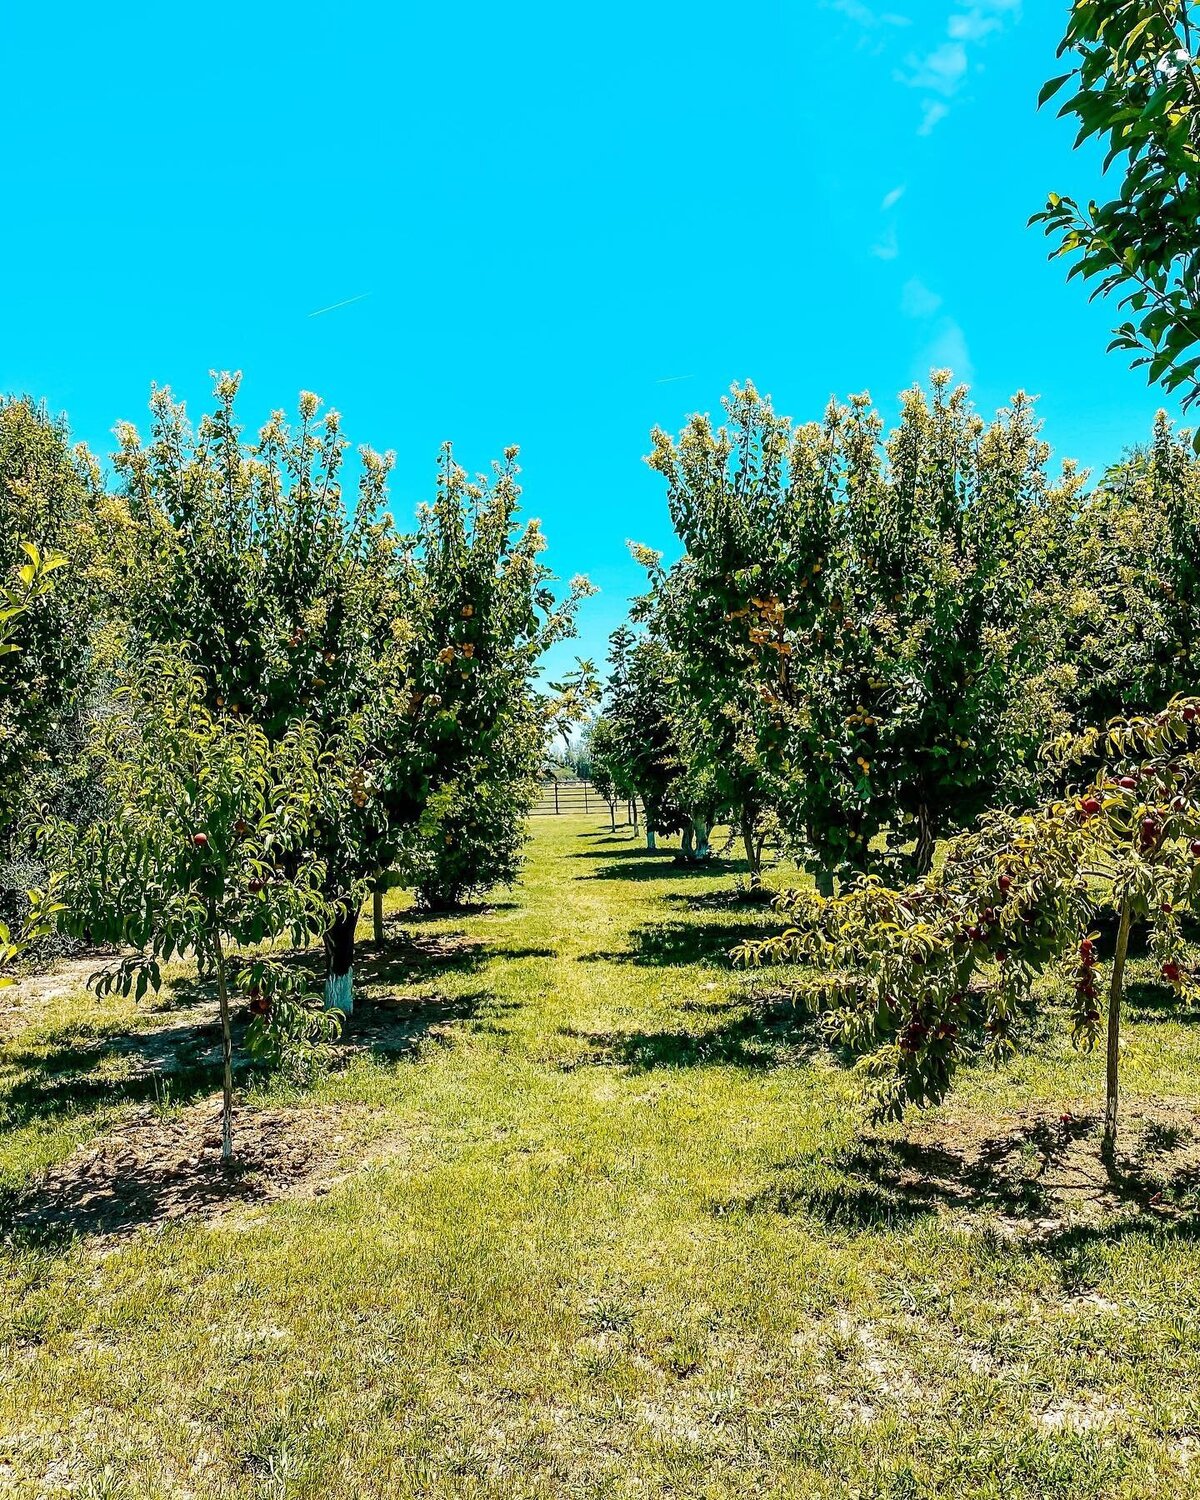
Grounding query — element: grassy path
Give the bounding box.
[1,820,1199,1497]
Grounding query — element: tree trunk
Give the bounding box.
[1103,897,1132,1166]
[609,800,617,834]
[681,824,696,860]
[693,818,711,860]
[324,903,360,1015]
[212,929,234,1162]
[372,884,385,945]
[741,811,761,889]
[631,798,639,832]
[646,828,656,851]
[914,801,935,874]
[815,867,835,898]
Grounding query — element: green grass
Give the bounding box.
[1,819,1199,1498]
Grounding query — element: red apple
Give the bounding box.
[191,832,209,848]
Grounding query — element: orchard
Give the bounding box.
[5,3,1200,1494]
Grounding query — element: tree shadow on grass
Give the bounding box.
[578,918,774,969]
[1089,907,1200,959]
[0,991,228,1138]
[1124,978,1200,1023]
[718,1106,1200,1261]
[663,887,783,912]
[1,983,505,1247]
[384,900,521,927]
[0,926,513,1244]
[560,996,829,1073]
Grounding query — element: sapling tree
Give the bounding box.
[604,626,694,852]
[585,717,628,832]
[49,651,338,1160]
[737,698,1200,1162]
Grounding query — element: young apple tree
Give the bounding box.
[49,651,338,1160]
[737,698,1200,1163]
[603,626,698,854]
[0,399,119,945]
[1043,413,1200,728]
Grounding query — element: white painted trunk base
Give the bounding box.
[325,967,354,1015]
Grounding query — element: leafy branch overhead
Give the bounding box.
[1035,1,1200,439]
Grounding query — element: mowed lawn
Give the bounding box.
[2,819,1199,1499]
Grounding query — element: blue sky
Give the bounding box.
[2,0,1182,677]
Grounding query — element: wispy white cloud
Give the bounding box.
[872,227,900,261]
[881,184,906,211]
[918,100,950,135]
[899,1,1021,134]
[902,278,944,318]
[919,318,974,384]
[830,0,911,26]
[900,40,967,96]
[899,274,973,383]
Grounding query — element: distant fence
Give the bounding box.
[532,778,641,819]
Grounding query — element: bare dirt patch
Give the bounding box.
[744,1101,1200,1238]
[1,1097,386,1244]
[0,953,128,1040]
[853,1101,1200,1234]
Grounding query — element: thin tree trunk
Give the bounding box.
[609,800,617,834]
[324,903,360,1015]
[212,929,234,1162]
[372,884,385,945]
[914,801,935,874]
[1103,896,1132,1166]
[694,817,711,860]
[742,812,761,889]
[646,828,656,851]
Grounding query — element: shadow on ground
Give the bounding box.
[1124,978,1200,1023]
[560,995,828,1073]
[0,928,513,1245]
[571,847,744,884]
[578,917,774,969]
[0,1099,377,1248]
[385,900,520,927]
[718,1104,1200,1258]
